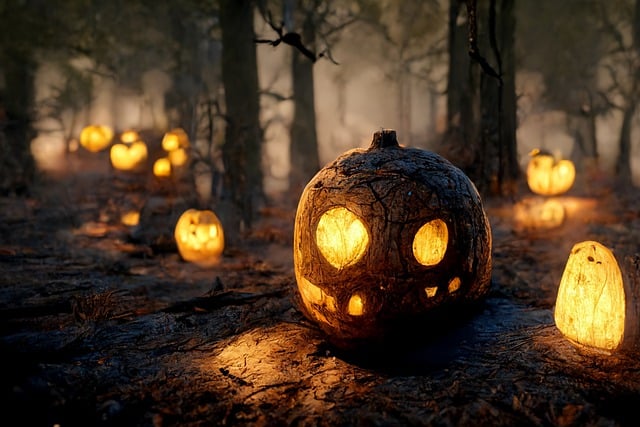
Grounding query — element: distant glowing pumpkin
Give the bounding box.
[153,157,172,177]
[79,125,114,152]
[554,241,630,351]
[174,209,225,266]
[121,211,140,227]
[168,148,188,167]
[110,141,148,171]
[162,128,189,152]
[526,149,576,196]
[293,129,492,348]
[120,130,140,143]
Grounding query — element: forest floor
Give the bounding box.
[1,153,640,427]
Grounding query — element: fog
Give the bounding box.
[26,1,640,195]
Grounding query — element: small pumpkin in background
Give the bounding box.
[161,128,190,169]
[174,208,225,267]
[293,129,492,349]
[153,157,172,177]
[526,149,576,196]
[554,241,640,352]
[79,125,114,152]
[110,130,148,171]
[120,210,140,227]
[162,128,190,152]
[120,129,141,144]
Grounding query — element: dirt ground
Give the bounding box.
[2,154,640,427]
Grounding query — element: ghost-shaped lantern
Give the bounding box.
[554,241,640,352]
[293,129,492,348]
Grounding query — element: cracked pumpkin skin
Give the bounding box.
[293,130,492,348]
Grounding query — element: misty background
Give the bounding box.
[1,0,638,237]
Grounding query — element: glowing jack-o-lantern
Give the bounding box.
[79,125,114,152]
[554,241,640,352]
[526,149,576,196]
[120,129,140,144]
[174,209,225,266]
[120,210,140,227]
[168,148,188,167]
[162,128,190,152]
[110,140,148,171]
[153,157,172,177]
[293,129,492,348]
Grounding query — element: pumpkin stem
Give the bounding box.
[369,129,399,150]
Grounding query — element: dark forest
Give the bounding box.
[1,0,640,426]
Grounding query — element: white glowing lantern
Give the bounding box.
[554,241,640,352]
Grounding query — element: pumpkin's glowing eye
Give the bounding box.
[412,219,448,266]
[425,286,438,298]
[347,294,364,316]
[554,241,625,350]
[316,207,369,269]
[448,277,461,293]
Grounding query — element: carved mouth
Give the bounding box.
[297,276,365,317]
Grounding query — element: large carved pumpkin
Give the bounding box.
[293,130,492,348]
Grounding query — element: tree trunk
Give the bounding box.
[615,0,640,187]
[0,51,37,195]
[441,0,477,173]
[288,4,320,202]
[219,0,263,239]
[474,0,519,196]
[568,102,598,163]
[398,69,412,146]
[615,104,634,185]
[462,0,519,197]
[494,0,519,196]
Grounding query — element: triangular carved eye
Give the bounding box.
[412,219,448,266]
[315,207,369,269]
